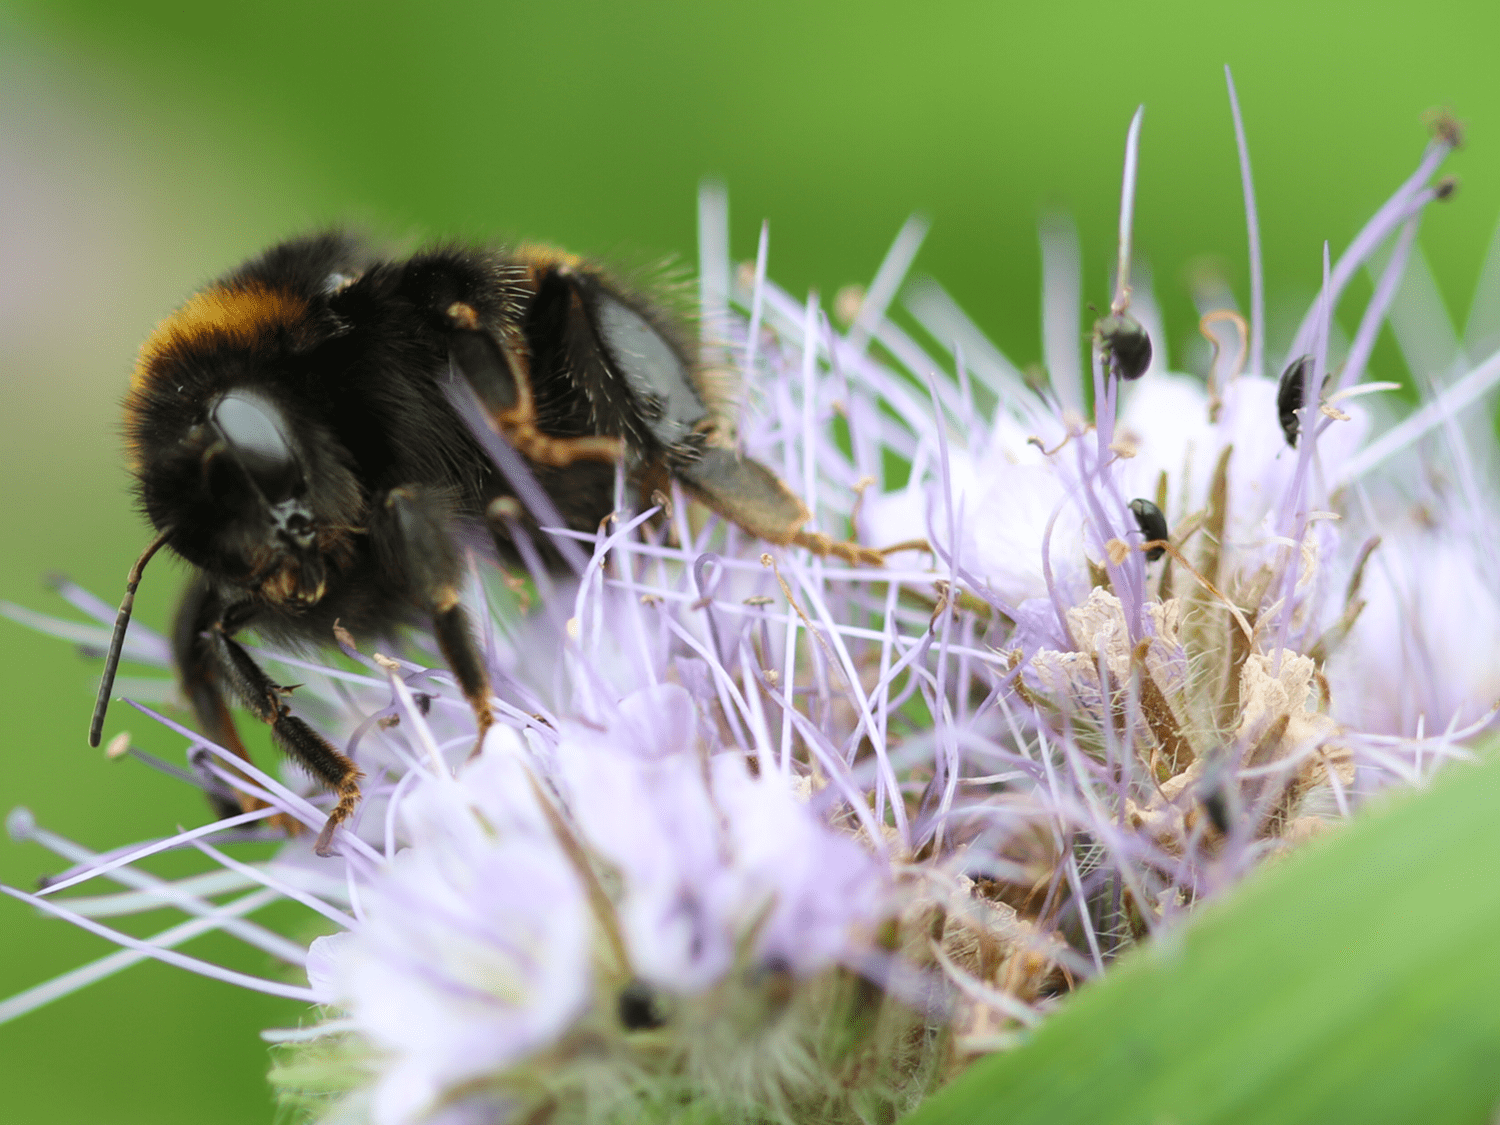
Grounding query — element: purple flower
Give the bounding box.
[4,72,1499,1125]
[305,740,593,1125]
[551,683,890,992]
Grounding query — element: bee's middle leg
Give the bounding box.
[379,486,495,756]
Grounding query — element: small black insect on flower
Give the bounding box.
[1277,354,1317,447]
[617,979,668,1031]
[1127,498,1169,561]
[1094,313,1153,381]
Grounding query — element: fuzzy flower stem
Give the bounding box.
[1334,215,1423,396]
[10,811,305,965]
[1226,66,1266,378]
[736,639,779,762]
[1041,491,1079,649]
[690,552,731,671]
[1059,713,1158,944]
[698,181,730,372]
[188,835,357,930]
[1274,242,1333,666]
[742,220,770,393]
[953,339,976,435]
[1288,138,1454,360]
[1073,396,1145,644]
[923,362,967,839]
[0,887,283,1024]
[1035,726,1105,973]
[1040,214,1085,412]
[1112,106,1145,316]
[2,884,319,1001]
[848,214,929,355]
[778,595,800,773]
[800,293,821,515]
[36,806,278,899]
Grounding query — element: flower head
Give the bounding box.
[5,75,1500,1125]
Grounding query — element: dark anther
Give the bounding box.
[1094,313,1152,381]
[1128,498,1169,561]
[1426,109,1463,149]
[1277,355,1315,447]
[618,979,667,1030]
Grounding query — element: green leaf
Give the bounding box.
[906,747,1500,1125]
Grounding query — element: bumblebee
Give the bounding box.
[92,232,874,854]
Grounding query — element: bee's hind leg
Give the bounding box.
[443,296,623,469]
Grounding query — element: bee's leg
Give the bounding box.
[444,299,623,468]
[172,576,282,822]
[521,261,887,564]
[788,529,892,567]
[379,486,495,756]
[200,620,362,857]
[673,447,889,567]
[448,253,883,561]
[513,259,699,468]
[673,446,810,545]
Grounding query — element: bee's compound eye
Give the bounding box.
[212,390,303,501]
[594,293,706,448]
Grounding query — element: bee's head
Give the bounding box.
[125,277,364,607]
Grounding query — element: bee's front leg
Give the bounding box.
[196,607,362,857]
[172,575,265,820]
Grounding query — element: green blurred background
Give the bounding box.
[2,2,1498,1121]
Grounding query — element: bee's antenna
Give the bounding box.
[89,528,172,747]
